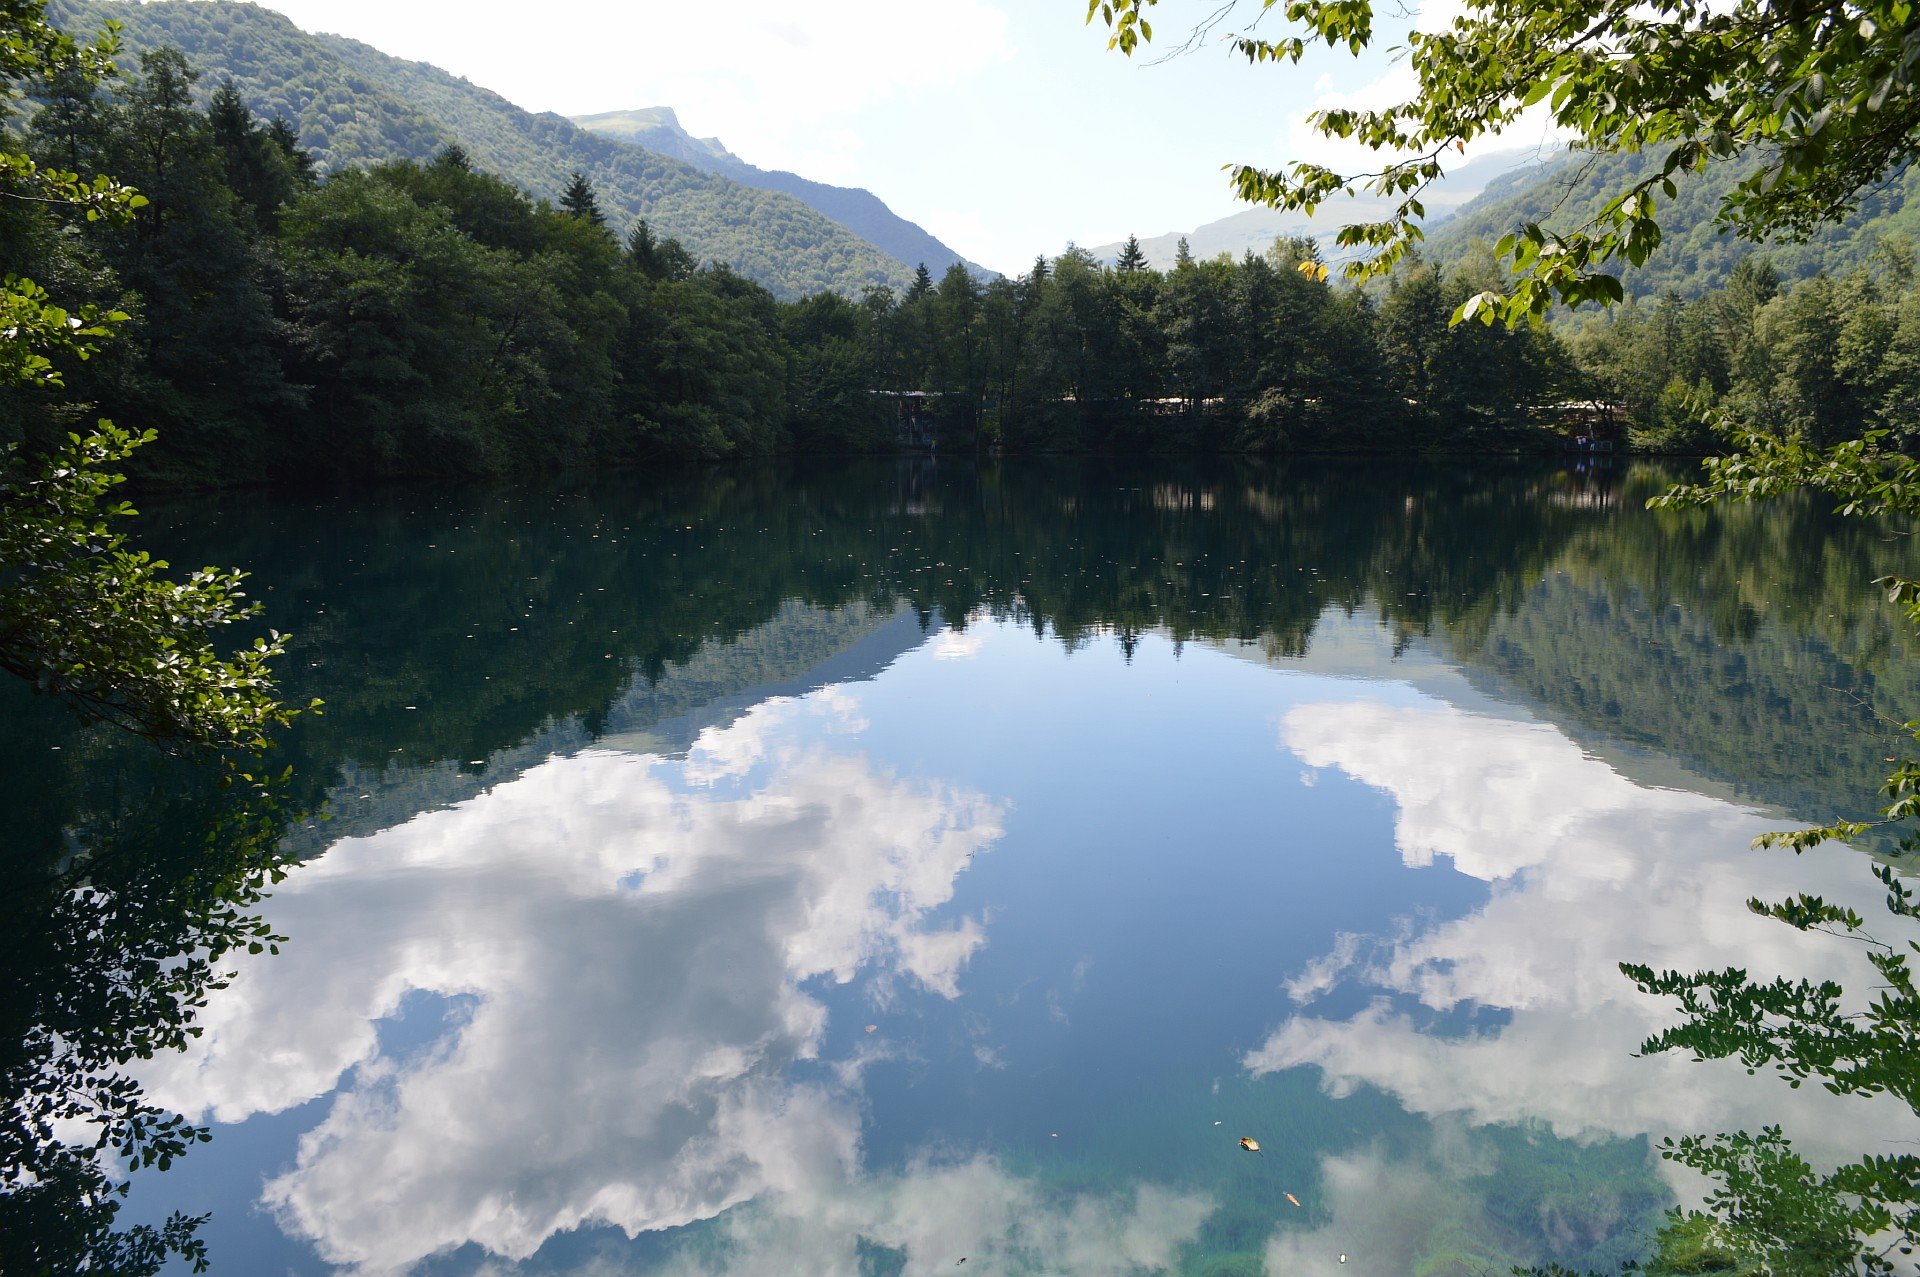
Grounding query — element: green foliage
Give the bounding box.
[571,106,991,280]
[1429,150,1920,305]
[859,240,1571,451]
[1561,249,1920,449]
[1,759,298,1276]
[12,35,1588,483]
[0,425,307,749]
[1534,436,1920,1274]
[559,169,604,229]
[1,2,301,750]
[0,10,302,1271]
[0,272,123,389]
[1089,0,1920,327]
[50,0,916,300]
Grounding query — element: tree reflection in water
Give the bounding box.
[3,457,1917,1273]
[0,737,295,1275]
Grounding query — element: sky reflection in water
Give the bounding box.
[116,593,1912,1277]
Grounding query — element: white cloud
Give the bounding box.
[1258,699,1914,1180]
[139,693,1005,1275]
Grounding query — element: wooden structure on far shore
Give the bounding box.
[870,391,942,451]
[1543,399,1629,450]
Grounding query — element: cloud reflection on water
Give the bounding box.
[651,1157,1212,1277]
[1262,698,1912,1172]
[142,693,1011,1274]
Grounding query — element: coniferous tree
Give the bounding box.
[264,116,316,187]
[626,218,694,281]
[559,171,605,228]
[207,78,297,231]
[1116,234,1148,273]
[905,263,935,302]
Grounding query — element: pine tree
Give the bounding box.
[627,219,658,273]
[1174,236,1194,269]
[1116,234,1148,273]
[906,262,935,302]
[207,79,297,231]
[626,219,694,281]
[265,116,316,187]
[560,171,604,227]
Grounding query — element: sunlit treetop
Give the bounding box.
[1090,0,1920,325]
[1,0,142,221]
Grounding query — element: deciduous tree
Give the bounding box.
[1088,0,1920,324]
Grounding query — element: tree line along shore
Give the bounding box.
[7,46,1919,490]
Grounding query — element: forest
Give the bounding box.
[0,44,1600,486]
[1571,250,1920,452]
[47,0,921,300]
[11,38,1920,488]
[1428,145,1920,304]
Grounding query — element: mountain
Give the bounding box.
[574,107,740,168]
[1423,146,1920,299]
[1090,149,1551,269]
[573,107,994,280]
[49,0,917,299]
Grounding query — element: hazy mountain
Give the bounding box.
[1424,146,1920,299]
[574,107,740,167]
[573,107,995,279]
[51,0,918,299]
[1091,149,1555,269]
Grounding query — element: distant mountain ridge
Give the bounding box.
[576,107,739,167]
[1091,150,1553,269]
[1423,146,1920,299]
[572,107,995,280]
[50,0,919,299]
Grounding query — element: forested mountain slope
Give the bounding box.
[1091,149,1547,269]
[49,0,917,298]
[1426,146,1920,298]
[574,107,993,279]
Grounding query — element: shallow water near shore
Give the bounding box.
[9,456,1919,1275]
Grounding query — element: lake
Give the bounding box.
[6,457,1918,1276]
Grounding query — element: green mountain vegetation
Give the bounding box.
[48,0,917,299]
[1092,148,1549,271]
[0,33,1586,487]
[573,106,994,280]
[1566,247,1920,450]
[1426,146,1920,301]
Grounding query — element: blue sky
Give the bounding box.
[252,1,1501,274]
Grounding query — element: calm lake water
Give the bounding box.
[8,457,1920,1275]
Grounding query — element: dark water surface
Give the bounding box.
[7,457,1919,1275]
